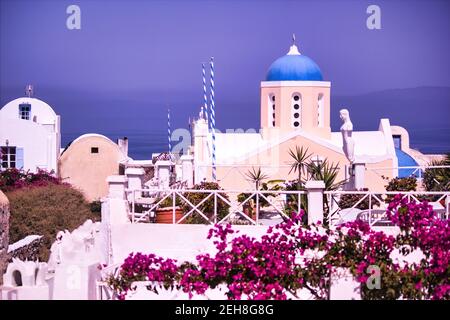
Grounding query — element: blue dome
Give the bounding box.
[266,46,323,81]
[395,148,420,178]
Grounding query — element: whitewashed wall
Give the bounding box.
[0,97,60,173]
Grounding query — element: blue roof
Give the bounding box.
[266,54,323,81]
[395,148,420,178]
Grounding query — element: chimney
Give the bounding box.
[118,137,128,157]
[25,84,34,98]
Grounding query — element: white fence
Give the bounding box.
[126,188,306,225]
[125,187,449,227]
[325,191,450,227]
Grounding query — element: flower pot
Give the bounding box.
[243,204,256,221]
[155,206,184,224]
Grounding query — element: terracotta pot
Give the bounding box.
[243,204,256,220]
[156,207,184,224]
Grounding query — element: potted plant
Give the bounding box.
[237,193,256,220]
[182,181,230,224]
[237,167,283,221]
[155,195,184,224]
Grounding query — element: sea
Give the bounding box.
[62,126,450,161]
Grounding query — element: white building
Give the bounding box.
[0,86,61,174]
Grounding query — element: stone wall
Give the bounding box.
[9,236,44,262]
[0,190,10,285]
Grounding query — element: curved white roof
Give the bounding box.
[0,97,58,124]
[70,133,117,146]
[63,133,130,161]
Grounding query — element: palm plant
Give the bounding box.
[245,167,269,190]
[237,167,270,220]
[288,146,312,188]
[307,159,346,191]
[307,158,347,225]
[239,170,283,211]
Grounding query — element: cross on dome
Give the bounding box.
[287,33,301,55]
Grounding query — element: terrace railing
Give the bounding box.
[96,263,122,300]
[124,186,449,227]
[325,190,450,227]
[125,188,306,225]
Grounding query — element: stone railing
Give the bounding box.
[0,190,10,285]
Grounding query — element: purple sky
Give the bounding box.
[0,0,449,154]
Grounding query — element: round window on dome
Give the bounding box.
[293,95,300,101]
[294,121,300,127]
[294,104,299,110]
[272,121,276,126]
[272,104,275,110]
[294,113,299,119]
[271,96,275,102]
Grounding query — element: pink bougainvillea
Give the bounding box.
[107,194,449,300]
[0,168,61,192]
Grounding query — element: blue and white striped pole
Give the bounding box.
[209,57,217,182]
[202,63,208,121]
[168,108,171,154]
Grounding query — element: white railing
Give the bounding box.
[325,191,450,227]
[96,263,122,300]
[126,188,306,225]
[125,187,449,227]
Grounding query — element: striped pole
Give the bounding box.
[202,63,208,120]
[168,107,171,154]
[209,57,217,181]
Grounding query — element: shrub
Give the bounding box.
[282,180,307,221]
[385,177,418,203]
[385,177,417,192]
[338,188,381,210]
[8,184,99,261]
[182,181,230,224]
[156,194,183,208]
[423,154,450,192]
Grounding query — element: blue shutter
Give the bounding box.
[16,148,24,170]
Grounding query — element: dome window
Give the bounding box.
[268,94,276,127]
[291,93,302,128]
[318,93,324,127]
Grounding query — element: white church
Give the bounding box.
[0,86,61,174]
[187,39,429,191]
